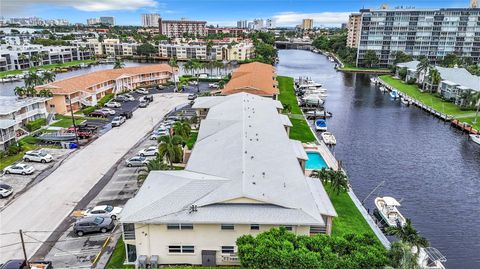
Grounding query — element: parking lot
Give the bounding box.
[0,148,73,209]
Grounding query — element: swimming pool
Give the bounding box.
[305,152,328,170]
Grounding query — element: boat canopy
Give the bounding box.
[424,247,447,263]
[383,196,401,206]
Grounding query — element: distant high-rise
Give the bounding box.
[471,0,478,8]
[142,13,160,27]
[158,17,207,37]
[346,13,361,48]
[237,20,248,29]
[266,19,275,29]
[301,19,313,30]
[99,16,115,26]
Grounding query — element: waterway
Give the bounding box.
[276,49,480,269]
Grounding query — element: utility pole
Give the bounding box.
[19,229,29,268]
[67,96,80,147]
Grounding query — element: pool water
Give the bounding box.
[305,152,328,170]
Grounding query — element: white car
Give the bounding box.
[150,129,170,140]
[23,150,53,163]
[126,156,148,167]
[138,146,158,157]
[3,163,35,175]
[83,205,123,220]
[105,101,121,108]
[100,108,116,115]
[123,94,135,101]
[0,183,13,198]
[136,88,149,95]
[111,116,126,127]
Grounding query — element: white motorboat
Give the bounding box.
[374,196,406,227]
[321,132,336,145]
[390,89,399,99]
[379,86,388,92]
[401,97,410,105]
[470,134,480,145]
[305,110,332,118]
[370,77,377,84]
[302,94,324,106]
[0,75,21,83]
[417,247,446,269]
[315,119,327,131]
[328,56,335,62]
[296,77,323,90]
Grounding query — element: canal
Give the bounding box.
[276,49,480,269]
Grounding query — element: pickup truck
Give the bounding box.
[0,260,53,269]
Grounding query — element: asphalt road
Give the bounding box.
[0,93,188,262]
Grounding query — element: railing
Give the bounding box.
[0,131,16,143]
[220,254,240,263]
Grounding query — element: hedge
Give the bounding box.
[25,118,47,132]
[81,106,96,114]
[97,93,114,107]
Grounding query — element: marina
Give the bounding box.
[277,49,480,269]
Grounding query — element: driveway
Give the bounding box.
[0,93,188,262]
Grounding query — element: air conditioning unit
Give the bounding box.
[150,255,159,268]
[138,255,148,268]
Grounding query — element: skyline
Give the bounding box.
[0,0,474,27]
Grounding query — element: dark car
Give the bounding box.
[138,100,148,108]
[188,94,197,100]
[89,110,108,118]
[73,216,115,236]
[144,95,154,102]
[120,110,133,119]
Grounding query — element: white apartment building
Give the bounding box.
[0,96,51,151]
[120,93,336,267]
[0,45,93,72]
[142,14,160,28]
[222,43,255,61]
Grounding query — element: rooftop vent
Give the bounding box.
[189,204,198,213]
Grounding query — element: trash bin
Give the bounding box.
[69,143,78,149]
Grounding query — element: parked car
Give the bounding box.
[105,101,121,108]
[163,119,176,126]
[83,205,123,219]
[3,163,35,175]
[156,85,166,90]
[138,146,158,157]
[89,110,108,118]
[111,116,126,127]
[189,80,198,86]
[114,95,129,102]
[100,108,116,115]
[150,129,169,140]
[138,100,148,108]
[0,183,13,198]
[23,150,53,163]
[123,93,135,101]
[126,155,148,167]
[73,216,115,236]
[209,83,219,88]
[136,88,149,95]
[188,94,197,100]
[0,260,52,269]
[140,95,153,103]
[120,110,133,119]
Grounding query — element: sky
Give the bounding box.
[0,0,473,27]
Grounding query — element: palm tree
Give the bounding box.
[386,218,429,250]
[24,71,41,88]
[388,241,419,269]
[79,46,87,60]
[30,54,40,67]
[113,58,125,69]
[137,157,168,185]
[169,57,178,91]
[427,67,441,92]
[38,89,53,97]
[173,121,191,139]
[14,86,25,97]
[158,135,184,169]
[311,168,349,194]
[42,71,56,83]
[18,54,29,68]
[25,87,37,97]
[310,168,332,186]
[416,58,430,90]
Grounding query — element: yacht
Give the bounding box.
[302,94,325,107]
[417,247,446,269]
[379,86,388,92]
[304,110,332,119]
[315,119,327,132]
[470,134,480,145]
[321,132,336,145]
[374,196,406,227]
[390,89,399,99]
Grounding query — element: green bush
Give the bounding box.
[6,144,22,156]
[406,78,417,85]
[97,93,114,107]
[25,118,47,132]
[0,150,6,159]
[82,106,96,114]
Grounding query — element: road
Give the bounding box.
[0,93,188,262]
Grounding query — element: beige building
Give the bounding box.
[120,93,336,267]
[301,19,313,30]
[159,18,207,38]
[222,43,255,61]
[346,13,362,48]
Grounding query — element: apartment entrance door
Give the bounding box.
[201,250,216,266]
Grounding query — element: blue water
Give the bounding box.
[305,152,328,170]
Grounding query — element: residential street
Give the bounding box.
[0,93,188,262]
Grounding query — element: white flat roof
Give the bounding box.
[0,96,50,115]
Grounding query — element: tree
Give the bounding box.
[173,121,191,139]
[363,50,379,68]
[113,58,125,69]
[388,241,419,269]
[136,43,157,58]
[398,67,408,80]
[441,53,459,67]
[42,71,56,83]
[158,135,184,169]
[14,86,25,97]
[427,67,441,92]
[416,57,430,89]
[137,157,168,185]
[311,168,349,195]
[169,57,178,91]
[386,218,429,249]
[38,89,53,97]
[393,51,413,65]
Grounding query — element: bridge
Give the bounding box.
[275,40,313,50]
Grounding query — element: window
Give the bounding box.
[169,245,194,253]
[283,226,293,231]
[250,224,260,230]
[310,225,326,235]
[167,223,193,230]
[221,246,235,254]
[123,223,135,240]
[126,244,137,263]
[221,224,234,230]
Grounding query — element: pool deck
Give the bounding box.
[302,114,391,249]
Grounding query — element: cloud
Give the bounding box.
[272,11,351,27]
[1,0,157,14]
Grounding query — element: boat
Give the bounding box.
[374,196,406,227]
[370,77,377,84]
[296,77,323,89]
[328,56,335,62]
[417,247,447,269]
[390,89,399,99]
[315,119,327,132]
[470,134,480,145]
[379,86,388,92]
[0,75,21,83]
[321,132,336,145]
[38,132,77,142]
[305,110,332,119]
[302,94,324,107]
[401,97,410,105]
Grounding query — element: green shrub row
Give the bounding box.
[25,118,47,132]
[80,93,115,114]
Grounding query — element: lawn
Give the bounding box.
[380,75,479,130]
[0,59,97,78]
[50,114,87,128]
[289,118,316,143]
[0,136,60,170]
[277,76,302,114]
[339,66,391,73]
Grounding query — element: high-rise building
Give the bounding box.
[158,18,207,38]
[99,16,115,26]
[301,19,313,30]
[266,19,275,29]
[252,19,264,30]
[346,13,361,48]
[87,18,100,25]
[142,13,160,27]
[341,23,347,29]
[237,20,248,29]
[355,7,480,67]
[471,0,478,8]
